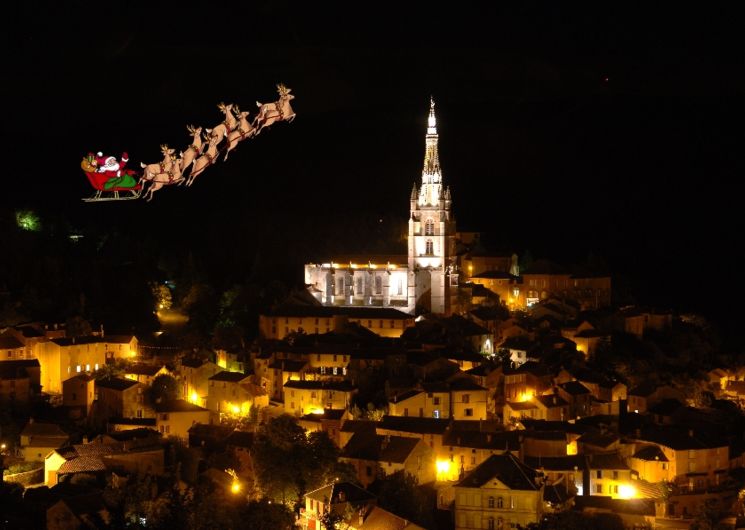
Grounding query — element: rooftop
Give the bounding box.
[456,453,540,490]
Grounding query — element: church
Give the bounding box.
[304,99,459,315]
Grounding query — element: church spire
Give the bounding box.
[419,97,443,207]
[423,97,441,180]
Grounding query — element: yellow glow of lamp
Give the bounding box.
[190,392,199,404]
[436,459,452,481]
[618,484,636,499]
[231,481,241,494]
[230,404,241,415]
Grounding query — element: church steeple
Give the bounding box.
[420,97,443,206]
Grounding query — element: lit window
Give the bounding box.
[76,365,81,373]
[425,219,435,236]
[425,239,434,255]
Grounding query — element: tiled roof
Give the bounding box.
[208,371,250,383]
[155,399,208,413]
[96,377,139,391]
[524,455,587,471]
[444,430,520,451]
[50,336,101,347]
[267,359,308,372]
[58,456,107,474]
[284,380,356,391]
[378,415,450,435]
[632,445,669,462]
[588,452,629,470]
[343,433,420,464]
[0,335,24,349]
[125,364,163,376]
[21,421,67,438]
[306,481,376,504]
[268,305,413,320]
[225,430,254,448]
[559,381,591,395]
[456,453,539,490]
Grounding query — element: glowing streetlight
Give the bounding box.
[618,484,636,499]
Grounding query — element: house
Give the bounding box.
[587,452,634,498]
[266,358,310,401]
[95,377,150,420]
[154,400,211,440]
[225,430,255,480]
[20,420,69,462]
[124,363,170,385]
[500,336,536,367]
[260,306,415,340]
[626,426,729,491]
[45,429,163,485]
[376,416,451,462]
[178,356,221,408]
[628,383,685,414]
[449,377,488,420]
[440,430,521,481]
[47,492,110,530]
[284,379,357,416]
[298,408,347,445]
[207,370,268,416]
[503,362,552,404]
[62,373,96,418]
[215,347,247,372]
[454,453,544,530]
[341,433,435,487]
[503,394,569,425]
[36,335,138,394]
[0,334,30,361]
[557,381,593,419]
[302,481,377,530]
[0,361,31,402]
[388,378,487,421]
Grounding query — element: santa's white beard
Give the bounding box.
[99,161,120,173]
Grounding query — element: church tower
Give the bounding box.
[408,98,457,314]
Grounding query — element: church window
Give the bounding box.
[425,219,435,235]
[397,278,404,296]
[356,277,362,295]
[375,276,382,294]
[426,240,434,255]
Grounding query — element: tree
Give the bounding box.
[238,499,295,530]
[252,415,345,505]
[370,470,434,528]
[148,374,181,404]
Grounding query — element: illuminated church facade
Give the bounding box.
[304,99,459,315]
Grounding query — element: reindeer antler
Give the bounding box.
[276,83,289,96]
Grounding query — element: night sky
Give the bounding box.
[3,4,744,335]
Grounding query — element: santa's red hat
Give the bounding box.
[121,152,129,162]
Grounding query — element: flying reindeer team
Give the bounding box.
[82,84,295,201]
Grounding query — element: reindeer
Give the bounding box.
[179,125,204,177]
[187,134,220,186]
[253,84,296,135]
[140,145,177,180]
[142,165,184,201]
[141,156,185,201]
[223,106,255,161]
[205,102,238,146]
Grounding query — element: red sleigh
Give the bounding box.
[82,169,143,202]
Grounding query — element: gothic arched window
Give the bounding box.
[425,218,435,236]
[425,239,434,255]
[375,276,383,295]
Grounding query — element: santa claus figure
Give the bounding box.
[95,152,129,177]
